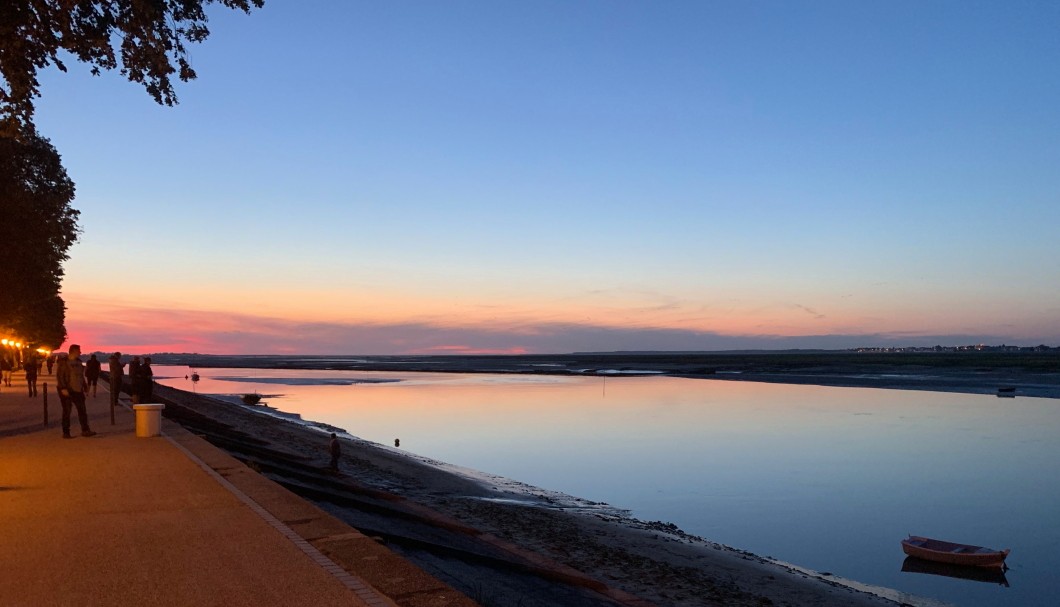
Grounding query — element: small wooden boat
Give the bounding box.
[901,535,1009,569]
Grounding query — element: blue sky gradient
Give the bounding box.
[32,1,1060,353]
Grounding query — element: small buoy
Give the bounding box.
[394,438,400,447]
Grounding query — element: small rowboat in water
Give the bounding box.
[901,535,1009,569]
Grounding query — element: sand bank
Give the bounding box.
[160,351,1060,400]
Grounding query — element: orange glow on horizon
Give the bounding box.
[56,288,1051,355]
[62,279,997,339]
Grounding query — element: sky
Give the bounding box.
[31,1,1060,354]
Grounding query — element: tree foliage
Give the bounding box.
[0,133,79,347]
[1,1,263,345]
[0,0,264,137]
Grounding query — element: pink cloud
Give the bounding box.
[59,297,1054,355]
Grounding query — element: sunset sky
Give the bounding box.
[33,1,1060,354]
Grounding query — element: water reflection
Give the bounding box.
[153,366,1059,607]
[902,556,1010,587]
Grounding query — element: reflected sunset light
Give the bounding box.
[151,365,1060,607]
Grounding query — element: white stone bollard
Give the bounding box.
[132,403,166,437]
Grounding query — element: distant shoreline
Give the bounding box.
[149,351,1060,400]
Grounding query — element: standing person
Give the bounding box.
[108,352,124,410]
[46,355,54,375]
[128,356,141,403]
[55,344,96,439]
[24,349,38,397]
[328,433,341,471]
[0,352,11,386]
[136,357,154,404]
[85,353,102,397]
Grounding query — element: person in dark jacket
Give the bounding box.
[55,345,96,439]
[85,353,102,397]
[24,349,39,397]
[108,352,124,410]
[128,356,141,403]
[0,352,12,387]
[136,357,154,404]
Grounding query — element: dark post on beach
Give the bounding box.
[42,383,48,426]
[329,433,341,471]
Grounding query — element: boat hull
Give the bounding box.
[901,536,1009,569]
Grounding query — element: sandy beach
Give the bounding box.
[144,370,962,606]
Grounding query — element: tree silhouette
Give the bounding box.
[0,133,79,347]
[1,0,264,137]
[1,1,263,346]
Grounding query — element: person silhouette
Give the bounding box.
[108,352,125,411]
[55,345,96,439]
[85,353,102,397]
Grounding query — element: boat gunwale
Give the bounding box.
[901,535,1009,569]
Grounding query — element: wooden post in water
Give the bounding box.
[43,382,48,426]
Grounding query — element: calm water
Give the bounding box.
[155,366,1059,606]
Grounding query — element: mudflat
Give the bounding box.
[159,350,1060,400]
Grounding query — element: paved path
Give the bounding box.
[0,372,473,606]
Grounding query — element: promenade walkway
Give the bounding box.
[0,371,475,606]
